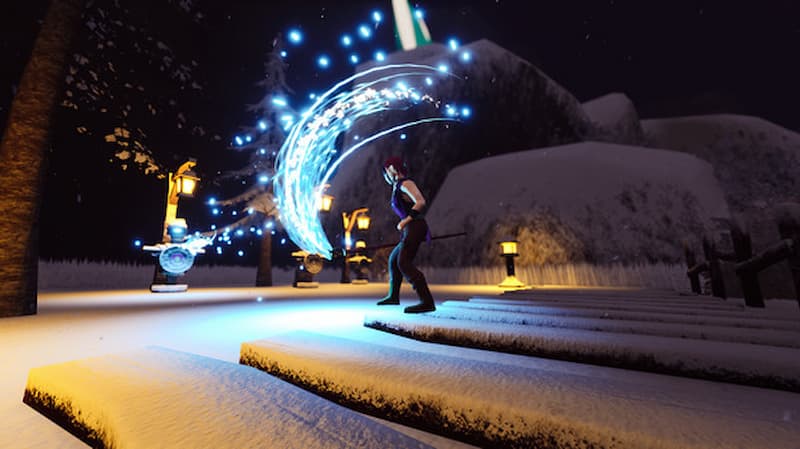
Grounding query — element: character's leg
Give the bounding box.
[398,221,435,313]
[376,243,403,305]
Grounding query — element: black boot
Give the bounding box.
[376,276,401,305]
[404,278,435,313]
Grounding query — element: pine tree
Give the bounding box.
[213,35,295,286]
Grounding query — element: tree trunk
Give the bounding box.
[255,232,272,286]
[0,0,84,317]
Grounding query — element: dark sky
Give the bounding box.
[2,0,799,264]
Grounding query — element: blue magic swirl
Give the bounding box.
[273,64,460,258]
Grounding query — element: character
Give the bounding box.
[376,156,436,313]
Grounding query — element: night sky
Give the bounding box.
[1,0,799,265]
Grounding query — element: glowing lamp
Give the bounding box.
[498,238,526,289]
[500,240,518,256]
[355,240,366,249]
[175,169,199,197]
[320,193,334,212]
[356,214,371,230]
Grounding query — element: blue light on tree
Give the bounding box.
[288,29,303,44]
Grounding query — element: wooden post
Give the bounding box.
[730,221,765,308]
[775,204,800,310]
[684,241,702,294]
[702,237,727,299]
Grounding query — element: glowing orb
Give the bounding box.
[273,64,460,258]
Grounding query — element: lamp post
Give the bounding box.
[498,239,527,289]
[151,160,200,291]
[340,207,370,283]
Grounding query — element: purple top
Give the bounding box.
[391,178,415,219]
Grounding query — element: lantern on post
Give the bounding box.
[340,207,369,283]
[498,238,526,289]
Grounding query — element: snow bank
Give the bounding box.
[422,142,730,266]
[241,331,800,449]
[24,346,433,449]
[363,305,800,392]
[582,93,644,145]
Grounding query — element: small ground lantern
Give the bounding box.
[340,208,369,283]
[498,239,527,289]
[349,240,372,284]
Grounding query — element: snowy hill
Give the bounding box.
[420,142,730,266]
[326,39,594,249]
[582,92,644,145]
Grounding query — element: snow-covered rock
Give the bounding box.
[420,142,730,266]
[582,92,645,145]
[325,40,594,249]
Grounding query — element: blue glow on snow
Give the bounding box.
[273,64,461,258]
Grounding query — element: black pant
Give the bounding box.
[388,219,429,290]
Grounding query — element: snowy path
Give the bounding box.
[241,330,800,449]
[24,347,434,449]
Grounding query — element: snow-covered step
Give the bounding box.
[23,346,434,449]
[241,331,800,449]
[475,295,744,311]
[442,300,800,331]
[468,297,799,322]
[501,288,714,301]
[363,312,800,392]
[432,302,800,348]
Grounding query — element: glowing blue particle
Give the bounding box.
[237,250,244,257]
[280,50,287,58]
[271,230,276,235]
[133,239,141,247]
[256,296,263,302]
[211,224,217,230]
[280,238,286,244]
[438,64,449,73]
[317,55,330,68]
[249,226,256,232]
[234,136,243,146]
[258,175,269,184]
[258,120,267,130]
[445,105,458,116]
[396,81,408,90]
[461,106,472,117]
[236,229,244,236]
[212,208,220,215]
[400,133,407,140]
[374,51,386,62]
[207,197,216,205]
[349,53,360,64]
[358,25,371,38]
[216,246,223,254]
[265,221,274,229]
[309,92,316,100]
[256,229,263,236]
[232,210,238,216]
[372,10,382,22]
[259,148,267,155]
[425,77,433,86]
[245,135,252,143]
[461,51,472,62]
[448,38,459,51]
[288,29,302,44]
[280,114,293,122]
[341,35,352,46]
[272,97,288,107]
[354,134,360,141]
[343,118,352,127]
[414,9,424,19]
[248,207,255,215]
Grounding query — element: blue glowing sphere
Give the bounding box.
[288,29,303,44]
[358,25,371,38]
[372,11,382,22]
[318,55,330,68]
[374,51,386,62]
[448,38,459,51]
[349,53,360,64]
[341,35,352,46]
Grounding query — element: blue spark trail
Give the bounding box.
[273,64,462,258]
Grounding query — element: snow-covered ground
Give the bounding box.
[4,279,799,448]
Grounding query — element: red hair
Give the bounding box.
[383,156,406,174]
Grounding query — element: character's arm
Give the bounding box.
[397,180,426,230]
